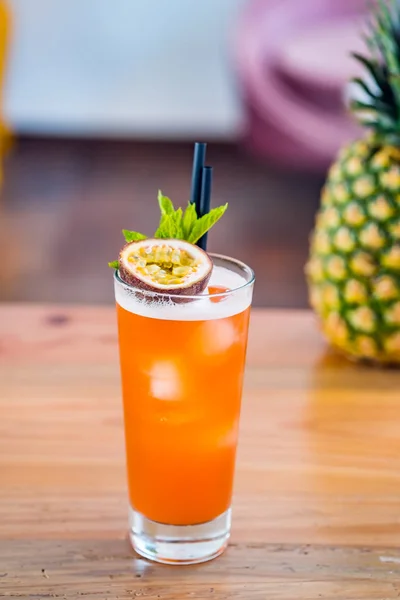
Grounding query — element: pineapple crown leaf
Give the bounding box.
[352,77,380,101]
[351,0,400,137]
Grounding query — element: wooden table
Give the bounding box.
[1,304,400,599]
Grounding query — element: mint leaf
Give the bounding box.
[182,202,197,240]
[187,203,228,244]
[158,190,175,216]
[108,260,119,269]
[154,214,176,239]
[123,230,147,243]
[154,195,183,239]
[172,207,183,238]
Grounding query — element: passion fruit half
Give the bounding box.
[118,238,213,296]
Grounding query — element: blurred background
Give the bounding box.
[0,0,367,307]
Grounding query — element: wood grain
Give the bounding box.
[1,540,400,599]
[1,304,400,598]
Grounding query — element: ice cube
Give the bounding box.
[149,361,182,401]
[199,320,238,357]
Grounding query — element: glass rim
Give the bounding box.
[114,252,255,300]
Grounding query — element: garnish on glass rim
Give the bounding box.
[118,238,213,296]
[108,191,228,269]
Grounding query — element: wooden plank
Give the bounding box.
[1,540,400,599]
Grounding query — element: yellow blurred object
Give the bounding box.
[0,0,13,299]
[0,0,11,173]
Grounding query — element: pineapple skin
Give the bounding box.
[306,137,400,365]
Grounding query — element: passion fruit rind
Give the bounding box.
[118,238,212,296]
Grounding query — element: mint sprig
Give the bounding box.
[108,191,228,267]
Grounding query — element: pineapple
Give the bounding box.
[306,0,400,365]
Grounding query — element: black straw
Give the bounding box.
[197,166,213,251]
[190,142,206,212]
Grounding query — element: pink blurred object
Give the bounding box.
[233,0,368,171]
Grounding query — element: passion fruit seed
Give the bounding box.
[129,245,198,285]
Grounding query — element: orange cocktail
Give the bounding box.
[114,254,254,564]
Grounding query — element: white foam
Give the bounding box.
[115,265,252,321]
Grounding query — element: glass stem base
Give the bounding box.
[129,506,231,565]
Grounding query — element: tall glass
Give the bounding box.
[114,254,254,564]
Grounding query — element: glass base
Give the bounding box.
[129,506,231,565]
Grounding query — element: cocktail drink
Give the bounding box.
[109,157,254,564]
[114,253,254,564]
